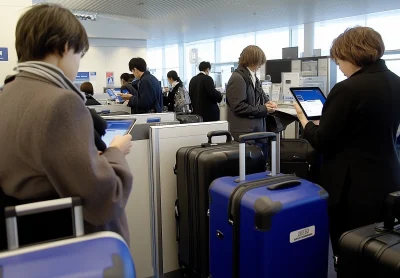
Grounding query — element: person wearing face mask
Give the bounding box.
[294,26,400,257]
[189,61,223,122]
[226,45,277,142]
[0,4,133,248]
[165,70,191,113]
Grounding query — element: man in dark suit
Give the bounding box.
[120,58,163,114]
[189,61,223,122]
[294,26,400,257]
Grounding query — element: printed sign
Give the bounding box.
[106,72,114,85]
[75,72,90,82]
[290,225,315,243]
[0,47,9,62]
[189,48,198,64]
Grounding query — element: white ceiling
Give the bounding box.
[35,0,400,46]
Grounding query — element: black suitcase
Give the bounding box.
[175,131,266,277]
[338,191,400,278]
[280,138,321,183]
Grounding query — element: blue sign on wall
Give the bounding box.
[75,72,90,82]
[0,48,9,62]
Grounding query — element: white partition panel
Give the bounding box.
[125,140,153,278]
[150,121,229,277]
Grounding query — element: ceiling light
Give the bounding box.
[74,13,97,21]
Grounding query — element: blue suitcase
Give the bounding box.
[0,197,136,278]
[209,132,330,278]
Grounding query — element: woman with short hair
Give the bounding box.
[226,45,277,141]
[0,4,133,247]
[80,81,101,105]
[294,26,400,255]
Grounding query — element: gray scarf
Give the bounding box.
[2,61,85,101]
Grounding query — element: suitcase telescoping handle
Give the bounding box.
[5,197,84,250]
[207,130,233,143]
[238,132,277,182]
[383,191,400,230]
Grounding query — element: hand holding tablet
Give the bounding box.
[290,87,326,121]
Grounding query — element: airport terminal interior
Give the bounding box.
[1,0,400,277]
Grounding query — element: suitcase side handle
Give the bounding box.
[238,132,277,181]
[207,130,233,143]
[267,180,301,190]
[4,197,84,250]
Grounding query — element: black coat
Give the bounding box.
[128,71,163,114]
[303,59,400,229]
[189,73,222,122]
[85,95,101,106]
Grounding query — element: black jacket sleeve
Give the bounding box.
[226,74,268,118]
[204,76,223,103]
[127,78,154,112]
[303,82,354,154]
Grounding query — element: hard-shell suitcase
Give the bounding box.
[337,192,400,278]
[175,131,266,277]
[0,197,135,278]
[209,132,330,278]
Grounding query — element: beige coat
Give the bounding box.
[0,72,133,244]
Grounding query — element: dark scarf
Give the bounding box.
[3,61,107,151]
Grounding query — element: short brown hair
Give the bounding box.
[238,45,267,67]
[80,82,93,95]
[330,26,385,67]
[16,4,89,62]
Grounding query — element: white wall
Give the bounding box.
[79,38,147,94]
[0,0,32,82]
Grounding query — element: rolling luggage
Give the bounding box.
[0,197,135,278]
[337,191,400,278]
[175,112,203,123]
[209,132,330,278]
[280,138,321,183]
[175,131,266,277]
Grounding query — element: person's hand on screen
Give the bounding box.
[109,134,132,155]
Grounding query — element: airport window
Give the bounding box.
[366,10,400,51]
[146,47,163,73]
[165,44,179,69]
[220,33,256,63]
[183,39,215,84]
[314,16,366,55]
[256,28,290,60]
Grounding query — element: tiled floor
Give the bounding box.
[156,243,337,278]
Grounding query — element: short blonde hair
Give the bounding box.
[330,26,385,67]
[238,45,267,67]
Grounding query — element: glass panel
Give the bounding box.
[314,17,366,54]
[147,48,163,70]
[183,39,215,84]
[220,33,256,63]
[256,27,290,60]
[165,45,179,69]
[366,10,400,51]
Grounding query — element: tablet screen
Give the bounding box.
[102,119,136,147]
[290,87,326,120]
[106,89,117,100]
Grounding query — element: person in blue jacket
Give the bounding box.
[120,58,163,114]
